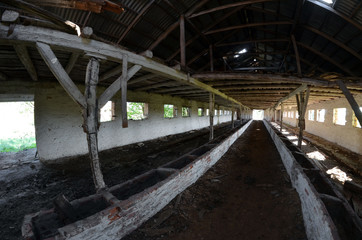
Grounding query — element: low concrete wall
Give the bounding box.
[23,120,253,240]
[263,120,339,240]
[34,84,236,163]
[281,94,362,154]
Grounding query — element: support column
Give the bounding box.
[280,104,284,132]
[231,108,235,128]
[84,57,106,191]
[209,93,214,140]
[296,87,310,148]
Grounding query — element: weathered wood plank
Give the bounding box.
[274,84,308,108]
[337,80,362,127]
[84,57,106,191]
[209,93,214,140]
[98,64,141,109]
[36,42,86,108]
[291,35,302,76]
[65,52,80,74]
[1,10,20,23]
[121,55,128,128]
[0,24,244,106]
[14,44,38,81]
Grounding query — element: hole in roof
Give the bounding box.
[238,48,247,54]
[234,54,240,58]
[318,0,333,4]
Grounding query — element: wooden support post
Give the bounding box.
[84,57,106,191]
[231,108,235,128]
[280,104,284,132]
[209,93,214,140]
[36,42,86,108]
[337,80,362,127]
[296,87,310,148]
[209,44,214,72]
[180,15,186,68]
[121,55,128,128]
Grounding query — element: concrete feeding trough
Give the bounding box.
[264,120,362,240]
[22,120,252,240]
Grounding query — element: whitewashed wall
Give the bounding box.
[34,84,234,163]
[281,94,362,154]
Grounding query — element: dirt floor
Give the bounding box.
[0,122,239,240]
[124,121,307,240]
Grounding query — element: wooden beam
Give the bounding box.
[301,25,362,62]
[1,24,245,107]
[1,0,80,34]
[205,21,293,35]
[297,42,355,76]
[291,35,302,76]
[148,20,179,51]
[24,0,123,14]
[216,38,289,47]
[336,80,362,127]
[121,55,128,128]
[209,93,214,140]
[166,6,244,62]
[65,52,80,74]
[134,80,172,91]
[180,15,186,67]
[36,42,86,108]
[189,0,274,18]
[98,64,141,109]
[116,0,154,44]
[84,57,106,191]
[307,0,362,31]
[128,73,157,85]
[274,84,308,108]
[193,72,329,86]
[100,65,123,82]
[13,44,38,81]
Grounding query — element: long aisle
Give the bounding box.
[125,121,307,240]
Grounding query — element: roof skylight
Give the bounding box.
[238,48,247,54]
[319,0,333,4]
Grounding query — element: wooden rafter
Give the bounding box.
[13,44,38,81]
[307,0,362,31]
[216,38,289,47]
[205,21,293,35]
[116,0,154,44]
[189,0,275,18]
[23,0,123,14]
[297,42,355,76]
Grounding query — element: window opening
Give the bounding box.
[0,101,36,152]
[100,101,115,122]
[182,107,191,117]
[316,109,325,122]
[308,110,315,121]
[198,108,204,117]
[127,102,148,120]
[333,108,346,126]
[164,104,177,118]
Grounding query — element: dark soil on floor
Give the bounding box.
[124,121,307,240]
[0,122,239,240]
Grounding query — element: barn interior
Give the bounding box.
[0,0,361,239]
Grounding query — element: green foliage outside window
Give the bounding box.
[182,107,190,117]
[127,102,147,120]
[164,104,174,118]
